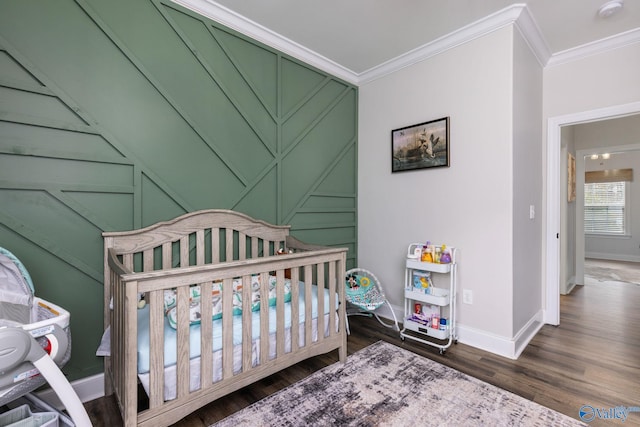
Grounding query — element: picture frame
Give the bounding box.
[391,117,450,173]
[568,152,576,202]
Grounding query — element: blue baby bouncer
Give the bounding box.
[0,247,91,426]
[344,268,399,334]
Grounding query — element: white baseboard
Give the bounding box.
[585,252,640,263]
[456,310,544,360]
[368,303,544,360]
[561,275,577,295]
[35,373,104,409]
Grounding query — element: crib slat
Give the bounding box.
[304,267,313,346]
[238,232,246,260]
[143,249,153,272]
[337,254,347,362]
[162,242,171,269]
[290,267,299,353]
[251,237,259,259]
[241,275,252,371]
[176,286,190,398]
[123,253,133,271]
[222,278,234,378]
[225,230,233,262]
[259,272,269,365]
[276,271,285,357]
[196,229,205,265]
[180,236,189,267]
[200,281,213,390]
[149,290,165,408]
[316,264,325,342]
[329,261,336,338]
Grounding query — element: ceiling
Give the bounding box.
[174,0,640,84]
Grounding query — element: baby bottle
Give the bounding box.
[421,241,433,263]
[440,245,451,264]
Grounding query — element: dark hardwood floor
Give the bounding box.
[85,281,640,426]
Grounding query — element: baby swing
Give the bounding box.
[0,247,91,427]
[344,268,399,334]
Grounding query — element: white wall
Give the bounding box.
[359,27,518,350]
[511,29,543,335]
[543,43,640,119]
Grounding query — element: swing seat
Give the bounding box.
[345,268,399,333]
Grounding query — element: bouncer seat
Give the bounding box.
[344,268,399,334]
[0,247,91,426]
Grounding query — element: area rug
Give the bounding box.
[212,341,585,426]
[584,259,640,286]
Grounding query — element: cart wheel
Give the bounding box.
[439,348,445,355]
[400,335,405,341]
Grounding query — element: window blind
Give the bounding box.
[584,182,626,234]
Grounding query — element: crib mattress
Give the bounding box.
[136,281,336,374]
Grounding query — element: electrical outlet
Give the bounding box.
[463,289,473,304]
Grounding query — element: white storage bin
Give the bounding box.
[0,404,58,427]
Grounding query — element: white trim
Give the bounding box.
[358,4,547,84]
[35,373,104,409]
[547,28,640,68]
[545,102,640,325]
[513,312,545,359]
[512,4,551,67]
[456,325,516,359]
[563,275,578,296]
[456,311,544,360]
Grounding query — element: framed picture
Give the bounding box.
[568,152,576,202]
[391,117,450,173]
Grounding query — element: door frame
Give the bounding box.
[545,101,640,325]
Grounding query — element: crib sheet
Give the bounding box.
[136,281,336,374]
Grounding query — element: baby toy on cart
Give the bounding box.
[0,247,91,426]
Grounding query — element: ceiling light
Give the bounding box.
[601,153,611,159]
[598,0,624,18]
[590,154,599,160]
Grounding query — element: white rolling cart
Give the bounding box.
[400,243,457,354]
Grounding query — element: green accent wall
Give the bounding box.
[0,0,357,381]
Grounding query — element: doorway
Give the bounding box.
[545,101,640,325]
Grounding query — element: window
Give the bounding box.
[584,181,626,234]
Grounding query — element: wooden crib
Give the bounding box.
[102,209,348,426]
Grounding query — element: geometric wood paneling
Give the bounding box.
[0,0,356,380]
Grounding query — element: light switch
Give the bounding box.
[529,205,535,220]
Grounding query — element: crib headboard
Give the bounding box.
[103,209,291,270]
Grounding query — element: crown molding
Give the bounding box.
[546,27,640,67]
[513,5,552,67]
[172,0,637,85]
[171,0,360,84]
[358,4,548,84]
